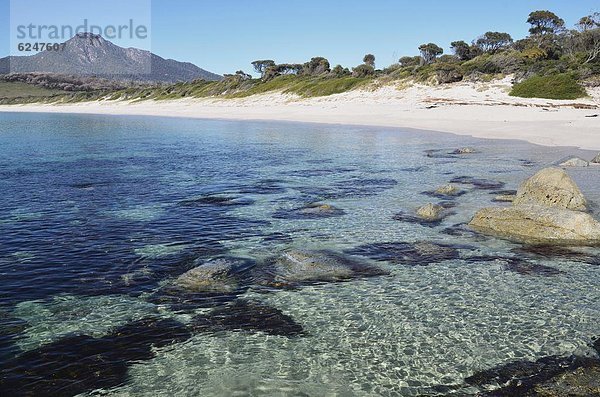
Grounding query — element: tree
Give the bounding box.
[352,64,375,77]
[275,63,303,75]
[527,10,565,35]
[418,43,443,64]
[475,32,513,54]
[235,70,252,80]
[577,15,600,32]
[399,56,421,67]
[438,54,460,63]
[251,60,275,77]
[302,57,331,75]
[363,54,376,67]
[450,41,471,60]
[332,64,350,77]
[576,13,600,63]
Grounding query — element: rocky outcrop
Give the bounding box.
[469,167,600,245]
[471,205,600,245]
[592,153,600,164]
[513,167,587,211]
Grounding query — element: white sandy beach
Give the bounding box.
[1,76,599,150]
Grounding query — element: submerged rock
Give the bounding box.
[174,257,255,293]
[464,255,563,276]
[179,195,254,207]
[422,184,466,199]
[0,318,191,397]
[534,366,600,397]
[557,156,590,167]
[441,223,489,241]
[513,245,600,265]
[450,176,506,190]
[465,355,600,397]
[152,257,255,310]
[513,167,587,211]
[502,258,563,276]
[192,300,304,337]
[424,149,458,159]
[273,203,345,219]
[346,241,463,266]
[237,179,287,194]
[254,249,388,287]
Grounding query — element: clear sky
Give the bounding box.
[0,0,598,75]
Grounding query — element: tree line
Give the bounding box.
[234,10,598,83]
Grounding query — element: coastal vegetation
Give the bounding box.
[509,73,587,99]
[0,9,598,104]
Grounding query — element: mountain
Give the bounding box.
[0,33,221,83]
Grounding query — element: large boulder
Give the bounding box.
[591,153,600,164]
[469,167,600,245]
[513,167,587,211]
[469,205,600,245]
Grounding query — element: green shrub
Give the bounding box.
[510,74,586,99]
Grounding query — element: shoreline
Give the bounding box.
[1,79,599,151]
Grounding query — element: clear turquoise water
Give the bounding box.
[0,112,599,396]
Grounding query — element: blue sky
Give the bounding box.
[0,0,598,75]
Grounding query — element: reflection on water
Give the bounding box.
[0,113,599,396]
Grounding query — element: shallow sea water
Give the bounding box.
[0,112,599,396]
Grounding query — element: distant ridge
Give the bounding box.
[0,33,221,83]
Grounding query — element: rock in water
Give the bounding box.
[557,156,590,167]
[465,355,600,397]
[174,257,255,293]
[192,300,305,337]
[513,167,587,211]
[469,167,600,245]
[272,202,345,219]
[416,203,446,222]
[534,366,600,396]
[469,205,600,245]
[451,147,476,154]
[592,153,600,164]
[435,184,463,196]
[256,249,388,286]
[346,241,463,266]
[0,318,191,397]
